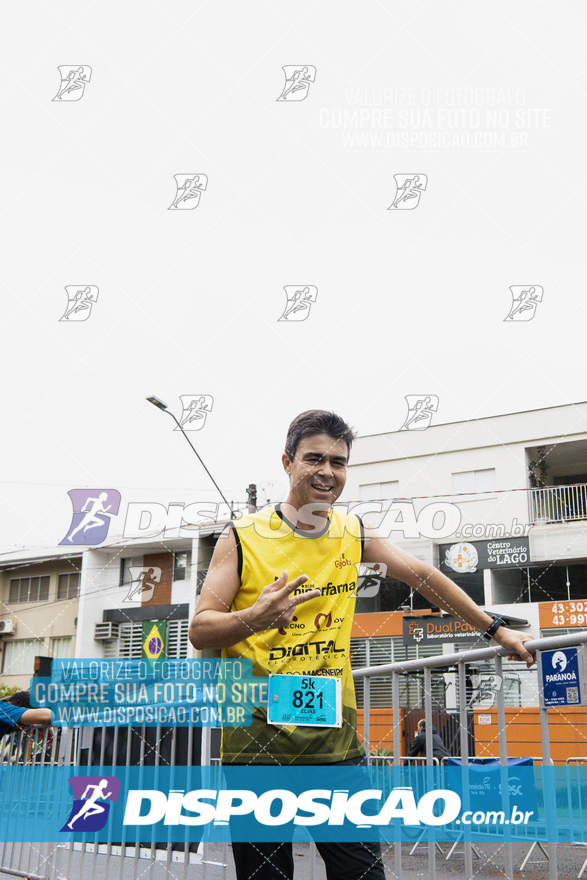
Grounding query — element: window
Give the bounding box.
[8,576,50,603]
[57,572,80,600]
[356,577,447,615]
[173,551,191,581]
[196,569,208,595]
[359,482,399,502]
[119,557,143,587]
[1,639,44,675]
[523,564,587,603]
[50,637,72,659]
[451,469,496,495]
[442,569,485,605]
[167,620,189,658]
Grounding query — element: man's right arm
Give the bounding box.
[18,708,51,726]
[189,525,320,651]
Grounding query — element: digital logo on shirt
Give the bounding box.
[61,776,120,832]
[269,639,346,662]
[60,489,121,546]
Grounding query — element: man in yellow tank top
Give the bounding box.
[190,410,535,880]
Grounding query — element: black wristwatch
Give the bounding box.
[482,617,506,642]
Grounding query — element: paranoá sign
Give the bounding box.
[538,646,587,707]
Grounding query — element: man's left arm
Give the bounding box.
[362,533,536,666]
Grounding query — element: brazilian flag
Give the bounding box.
[142,621,167,660]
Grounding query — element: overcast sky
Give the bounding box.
[1,2,586,551]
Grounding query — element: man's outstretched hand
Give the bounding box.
[248,571,321,633]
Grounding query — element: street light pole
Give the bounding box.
[146,396,236,519]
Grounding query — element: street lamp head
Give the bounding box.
[146,395,168,411]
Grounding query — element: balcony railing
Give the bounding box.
[528,483,587,524]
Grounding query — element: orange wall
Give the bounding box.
[473,706,586,764]
[352,611,404,638]
[355,706,585,764]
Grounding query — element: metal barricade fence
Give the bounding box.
[1,630,586,880]
[0,726,58,880]
[352,630,587,880]
[566,758,587,878]
[0,724,228,880]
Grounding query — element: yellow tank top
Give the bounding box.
[221,504,365,764]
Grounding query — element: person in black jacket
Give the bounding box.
[407,719,450,761]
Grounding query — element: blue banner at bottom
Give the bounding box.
[0,765,579,843]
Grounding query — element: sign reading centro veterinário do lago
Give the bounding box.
[439,538,530,573]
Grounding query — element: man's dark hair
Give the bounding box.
[284,410,357,462]
[4,690,32,709]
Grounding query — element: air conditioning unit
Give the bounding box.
[0,620,16,635]
[94,622,119,640]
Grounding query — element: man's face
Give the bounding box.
[282,433,348,509]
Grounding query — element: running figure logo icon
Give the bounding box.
[61,776,120,832]
[123,566,162,603]
[168,174,208,210]
[278,286,318,322]
[176,395,214,431]
[59,286,99,322]
[357,563,388,598]
[276,66,316,101]
[504,286,544,322]
[399,395,439,431]
[388,174,428,210]
[60,489,121,546]
[52,66,92,101]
